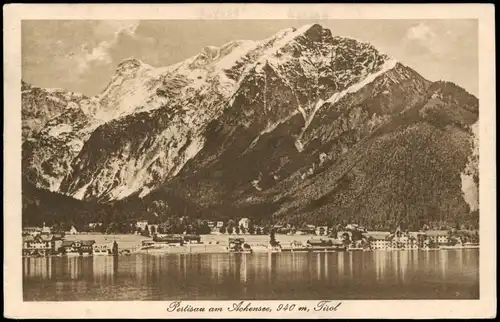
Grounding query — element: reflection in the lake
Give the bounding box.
[23,250,479,301]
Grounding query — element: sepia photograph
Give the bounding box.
[4,3,496,319]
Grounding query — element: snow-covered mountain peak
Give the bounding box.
[184,39,257,72]
[115,58,149,75]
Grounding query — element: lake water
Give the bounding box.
[23,249,479,301]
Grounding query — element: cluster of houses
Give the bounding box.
[22,225,64,256]
[133,218,330,236]
[23,219,478,255]
[132,219,478,250]
[135,219,231,235]
[337,225,479,250]
[348,230,439,250]
[22,224,117,257]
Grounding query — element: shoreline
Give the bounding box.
[22,245,479,258]
[23,233,479,258]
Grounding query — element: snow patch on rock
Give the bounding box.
[325,59,397,104]
[73,181,92,200]
[251,179,263,191]
[48,124,73,137]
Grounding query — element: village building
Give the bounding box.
[23,226,42,237]
[61,240,85,255]
[147,224,159,235]
[384,226,418,249]
[60,240,75,253]
[68,226,78,235]
[22,234,63,256]
[209,221,221,233]
[93,243,112,255]
[183,234,202,244]
[23,236,42,256]
[390,234,409,249]
[136,220,149,231]
[409,231,427,248]
[41,224,51,235]
[80,240,96,254]
[88,222,102,229]
[388,226,405,249]
[365,231,391,250]
[60,240,95,255]
[315,226,328,236]
[238,218,251,230]
[424,230,450,245]
[371,238,391,250]
[23,235,51,256]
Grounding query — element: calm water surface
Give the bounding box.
[23,250,479,301]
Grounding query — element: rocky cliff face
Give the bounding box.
[22,24,479,228]
[22,81,97,190]
[21,81,88,141]
[23,58,173,192]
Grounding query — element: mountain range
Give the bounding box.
[22,24,479,230]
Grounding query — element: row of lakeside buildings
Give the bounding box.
[22,225,117,257]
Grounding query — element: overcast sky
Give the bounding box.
[22,19,478,97]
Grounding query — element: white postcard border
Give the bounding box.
[3,3,496,319]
